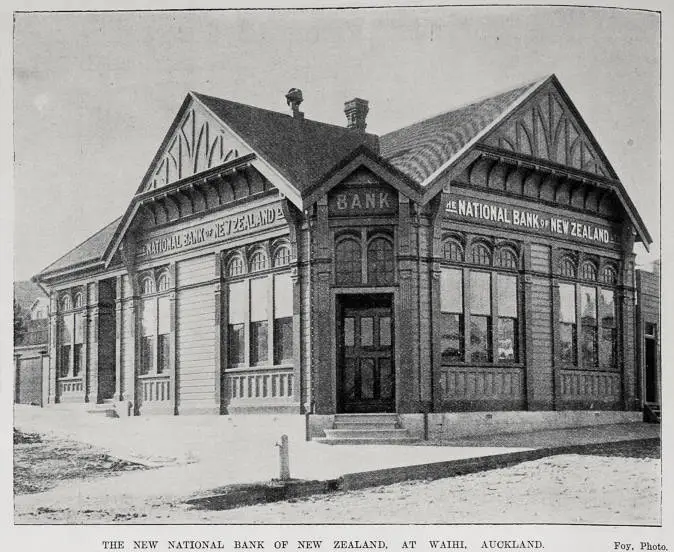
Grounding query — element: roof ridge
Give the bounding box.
[381,75,550,138]
[191,91,378,137]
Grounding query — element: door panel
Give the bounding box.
[339,300,395,413]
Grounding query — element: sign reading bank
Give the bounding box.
[328,184,398,217]
[445,196,618,246]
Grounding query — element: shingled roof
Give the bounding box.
[193,92,380,192]
[379,79,541,184]
[39,216,122,276]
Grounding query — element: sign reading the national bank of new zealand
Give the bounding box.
[445,195,619,246]
[138,203,285,260]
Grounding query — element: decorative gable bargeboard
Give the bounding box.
[481,81,613,178]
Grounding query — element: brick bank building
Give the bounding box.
[33,75,657,440]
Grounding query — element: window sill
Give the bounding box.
[225,364,294,373]
[139,372,169,379]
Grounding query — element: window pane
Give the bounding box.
[142,300,156,337]
[158,334,170,374]
[74,313,84,344]
[470,272,491,315]
[497,275,517,317]
[158,296,170,335]
[581,325,598,367]
[599,289,615,328]
[581,286,597,324]
[469,315,491,362]
[440,268,463,313]
[335,238,362,285]
[228,323,245,366]
[440,313,463,361]
[367,238,394,285]
[497,318,517,362]
[228,282,246,324]
[141,336,154,375]
[599,327,616,369]
[60,346,70,377]
[250,321,268,365]
[73,344,83,376]
[559,283,576,323]
[274,273,293,318]
[379,316,392,347]
[559,323,576,364]
[273,317,293,364]
[250,278,269,322]
[60,316,73,342]
[344,317,355,347]
[361,317,374,346]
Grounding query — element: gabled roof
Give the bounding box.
[38,217,123,277]
[14,280,47,311]
[192,92,380,193]
[380,78,543,184]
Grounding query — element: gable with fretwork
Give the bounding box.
[480,80,615,178]
[141,97,253,192]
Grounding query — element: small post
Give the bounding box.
[276,434,291,481]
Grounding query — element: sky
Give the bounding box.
[13,6,661,280]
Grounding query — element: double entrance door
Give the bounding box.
[338,294,395,413]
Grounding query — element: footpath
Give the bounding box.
[13,405,659,514]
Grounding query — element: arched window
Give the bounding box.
[559,257,576,278]
[495,247,518,269]
[580,261,598,281]
[227,255,245,277]
[157,272,171,292]
[74,293,83,309]
[471,243,491,266]
[601,265,617,286]
[61,295,72,312]
[335,237,362,285]
[141,277,156,295]
[443,239,464,262]
[249,250,269,273]
[273,246,291,268]
[367,237,394,285]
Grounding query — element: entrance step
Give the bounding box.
[316,414,417,445]
[86,401,119,418]
[644,403,661,424]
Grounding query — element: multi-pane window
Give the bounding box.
[580,261,598,281]
[367,237,394,285]
[226,242,294,369]
[599,289,616,369]
[274,273,294,364]
[250,250,268,273]
[496,248,518,270]
[601,265,617,286]
[558,283,577,364]
[141,299,156,375]
[443,240,464,262]
[439,268,464,361]
[273,246,291,268]
[335,237,362,285]
[250,277,269,365]
[228,256,245,277]
[580,286,598,367]
[228,281,246,366]
[560,257,576,278]
[469,271,492,361]
[73,312,84,376]
[472,243,491,266]
[497,274,518,362]
[139,273,171,376]
[59,315,73,377]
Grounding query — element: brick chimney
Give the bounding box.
[344,98,369,131]
[285,88,304,119]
